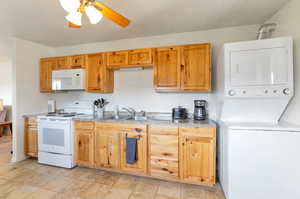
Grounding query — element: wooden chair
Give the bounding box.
[0,108,12,137]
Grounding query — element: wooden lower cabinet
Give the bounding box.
[75,121,95,167]
[119,125,147,174]
[149,125,179,180]
[74,122,216,186]
[179,127,216,185]
[94,123,120,169]
[24,118,38,157]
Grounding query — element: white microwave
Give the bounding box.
[52,69,85,91]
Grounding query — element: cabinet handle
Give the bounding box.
[181,64,184,70]
[135,128,142,133]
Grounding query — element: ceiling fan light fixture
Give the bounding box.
[66,12,83,26]
[86,5,103,24]
[59,0,80,13]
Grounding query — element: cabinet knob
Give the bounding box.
[135,128,142,132]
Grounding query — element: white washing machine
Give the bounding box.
[219,122,300,199]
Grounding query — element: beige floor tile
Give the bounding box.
[53,193,83,199]
[94,171,121,186]
[60,179,93,196]
[42,176,73,192]
[1,167,32,181]
[156,181,181,199]
[79,183,111,199]
[0,181,24,198]
[24,173,57,187]
[113,175,139,190]
[104,187,133,199]
[24,188,57,199]
[5,185,39,199]
[131,178,159,198]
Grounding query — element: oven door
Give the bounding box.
[38,118,72,155]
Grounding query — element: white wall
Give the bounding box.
[0,61,12,105]
[266,0,300,124]
[12,38,55,162]
[52,25,259,119]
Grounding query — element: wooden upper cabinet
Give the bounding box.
[154,47,181,91]
[24,118,38,157]
[128,48,153,66]
[86,53,114,93]
[107,51,129,67]
[55,57,69,70]
[69,55,87,69]
[40,58,55,93]
[149,125,179,180]
[181,44,211,92]
[179,127,216,185]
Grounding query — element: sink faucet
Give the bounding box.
[122,107,136,119]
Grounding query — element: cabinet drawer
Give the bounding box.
[150,134,178,159]
[149,125,178,136]
[179,127,216,138]
[25,118,37,128]
[75,121,95,130]
[95,122,147,134]
[150,157,179,179]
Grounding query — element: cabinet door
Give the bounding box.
[75,130,94,167]
[128,49,153,65]
[179,127,216,185]
[120,127,147,174]
[86,53,114,93]
[181,44,212,92]
[149,125,179,179]
[56,57,69,70]
[154,47,181,91]
[40,59,55,93]
[94,126,120,169]
[70,55,86,69]
[24,119,38,157]
[107,51,129,67]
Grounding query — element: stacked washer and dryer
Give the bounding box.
[219,37,300,199]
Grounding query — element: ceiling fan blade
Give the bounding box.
[93,1,130,28]
[68,22,81,28]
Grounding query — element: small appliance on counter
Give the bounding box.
[194,100,207,121]
[47,100,56,113]
[172,106,188,123]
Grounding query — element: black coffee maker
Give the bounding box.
[194,100,207,121]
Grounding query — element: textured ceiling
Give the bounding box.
[0,0,289,47]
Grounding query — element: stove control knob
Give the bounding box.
[228,90,236,96]
[283,88,291,95]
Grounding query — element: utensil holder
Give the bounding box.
[96,107,105,119]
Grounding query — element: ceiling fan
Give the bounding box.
[59,0,130,28]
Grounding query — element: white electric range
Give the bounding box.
[37,101,92,168]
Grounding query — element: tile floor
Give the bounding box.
[0,137,225,199]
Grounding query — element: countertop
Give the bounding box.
[23,113,217,128]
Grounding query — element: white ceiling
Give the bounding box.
[0,0,289,47]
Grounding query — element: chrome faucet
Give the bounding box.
[122,107,136,119]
